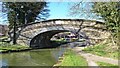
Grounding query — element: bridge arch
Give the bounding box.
[30,30,69,48]
[14,19,110,48]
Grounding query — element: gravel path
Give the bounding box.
[72,47,119,66]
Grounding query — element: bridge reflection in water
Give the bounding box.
[0,47,65,67]
[1,41,90,67]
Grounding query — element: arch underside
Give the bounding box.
[30,30,69,48]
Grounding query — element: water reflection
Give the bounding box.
[0,47,65,67]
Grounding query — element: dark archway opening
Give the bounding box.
[30,30,91,49]
[30,30,70,49]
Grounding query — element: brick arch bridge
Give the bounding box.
[13,19,110,48]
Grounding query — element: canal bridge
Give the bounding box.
[11,19,110,48]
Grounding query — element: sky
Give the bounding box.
[0,2,102,25]
[48,2,100,20]
[48,2,80,19]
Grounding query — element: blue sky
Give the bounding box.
[0,2,102,25]
[48,2,97,19]
[48,2,79,19]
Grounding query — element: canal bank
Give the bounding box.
[0,42,97,67]
[1,47,66,67]
[0,41,68,67]
[53,49,88,67]
[0,42,83,67]
[0,42,32,53]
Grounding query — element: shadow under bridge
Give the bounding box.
[30,30,70,48]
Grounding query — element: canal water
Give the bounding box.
[0,42,84,67]
[0,47,66,67]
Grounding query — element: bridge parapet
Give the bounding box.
[22,19,105,33]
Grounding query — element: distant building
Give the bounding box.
[0,24,9,36]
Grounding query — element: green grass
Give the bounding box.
[83,43,119,59]
[51,38,78,43]
[96,61,119,68]
[59,49,88,67]
[0,42,30,52]
[0,36,8,39]
[52,39,67,43]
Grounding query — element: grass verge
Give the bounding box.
[83,43,119,59]
[58,49,88,67]
[96,61,119,68]
[0,42,31,53]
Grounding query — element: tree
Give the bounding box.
[92,2,120,46]
[92,2,119,32]
[68,2,98,20]
[69,2,120,46]
[2,2,50,44]
[3,2,50,29]
[68,2,98,39]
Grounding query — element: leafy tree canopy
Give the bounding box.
[3,2,50,29]
[69,2,120,45]
[92,2,120,33]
